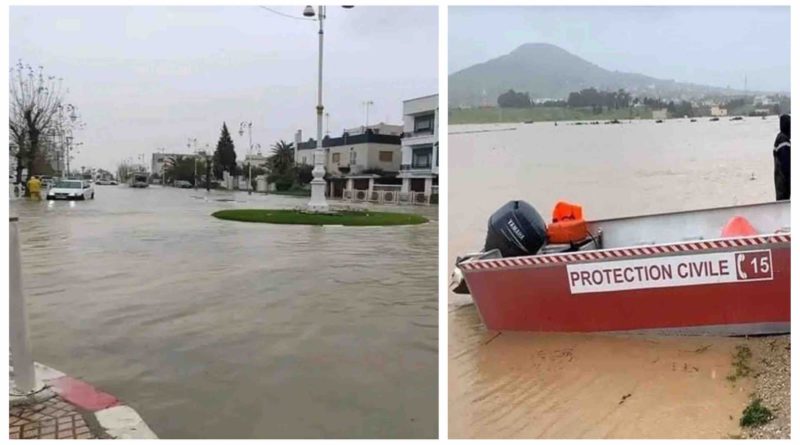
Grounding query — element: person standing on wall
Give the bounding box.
[774,114,790,200]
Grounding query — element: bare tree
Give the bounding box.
[9,61,68,184]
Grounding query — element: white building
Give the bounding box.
[710,106,729,117]
[398,94,438,202]
[294,125,403,177]
[241,153,270,168]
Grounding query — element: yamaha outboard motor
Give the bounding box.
[484,200,547,257]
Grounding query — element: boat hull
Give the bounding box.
[460,234,790,335]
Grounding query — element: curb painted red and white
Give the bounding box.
[31,362,157,439]
[460,233,791,271]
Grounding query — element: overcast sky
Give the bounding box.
[10,6,438,171]
[450,6,790,93]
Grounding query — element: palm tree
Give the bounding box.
[268,140,295,175]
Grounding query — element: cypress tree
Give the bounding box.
[214,122,237,176]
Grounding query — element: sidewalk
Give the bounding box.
[10,362,156,440]
[10,393,102,439]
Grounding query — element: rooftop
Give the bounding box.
[297,131,401,150]
[403,93,438,103]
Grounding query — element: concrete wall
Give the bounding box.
[402,94,438,118]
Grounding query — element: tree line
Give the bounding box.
[159,123,312,191]
[497,86,791,118]
[497,88,632,109]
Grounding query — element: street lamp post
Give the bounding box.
[66,105,78,178]
[203,144,212,192]
[188,138,198,189]
[303,5,353,211]
[239,122,253,195]
[65,134,73,177]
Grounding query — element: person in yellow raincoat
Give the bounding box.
[27,176,42,200]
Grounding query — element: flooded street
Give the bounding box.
[12,187,437,439]
[449,117,781,438]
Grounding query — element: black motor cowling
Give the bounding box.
[484,200,547,257]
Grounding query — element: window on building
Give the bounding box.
[414,113,435,133]
[412,146,433,169]
[332,153,341,164]
[350,150,357,165]
[302,156,307,164]
[379,151,393,162]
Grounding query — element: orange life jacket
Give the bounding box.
[547,201,588,244]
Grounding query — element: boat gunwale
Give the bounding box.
[459,232,790,273]
[588,199,790,225]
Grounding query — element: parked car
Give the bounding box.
[46,179,95,200]
[174,180,193,188]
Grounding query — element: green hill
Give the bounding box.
[449,43,744,107]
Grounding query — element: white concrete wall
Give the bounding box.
[402,94,438,117]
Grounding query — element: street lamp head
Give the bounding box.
[303,5,315,17]
[342,6,354,9]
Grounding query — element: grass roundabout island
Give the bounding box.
[212,209,428,226]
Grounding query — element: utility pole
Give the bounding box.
[203,144,212,193]
[10,214,38,395]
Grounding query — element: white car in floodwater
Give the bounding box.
[46,179,95,200]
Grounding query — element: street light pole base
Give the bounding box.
[307,179,329,212]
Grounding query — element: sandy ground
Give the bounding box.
[449,306,790,439]
[740,335,790,439]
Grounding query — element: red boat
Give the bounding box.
[453,201,790,335]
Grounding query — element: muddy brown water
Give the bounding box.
[12,187,437,439]
[449,117,781,438]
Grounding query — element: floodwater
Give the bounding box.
[449,116,782,438]
[11,187,437,439]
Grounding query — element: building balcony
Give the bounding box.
[401,131,436,146]
[399,164,437,177]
